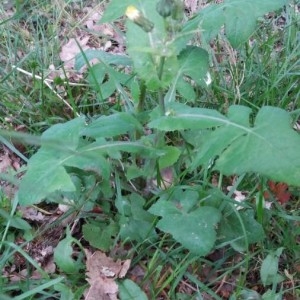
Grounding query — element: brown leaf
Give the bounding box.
[84,250,131,300]
[267,181,291,204]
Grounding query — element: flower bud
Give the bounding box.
[156,0,174,18]
[125,6,154,32]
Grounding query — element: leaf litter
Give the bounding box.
[84,250,131,300]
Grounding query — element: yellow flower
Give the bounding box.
[125,5,141,21]
[125,5,154,32]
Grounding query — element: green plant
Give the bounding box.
[4,0,300,297]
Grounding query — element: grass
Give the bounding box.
[0,0,300,299]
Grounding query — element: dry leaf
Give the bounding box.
[59,37,90,70]
[84,250,131,300]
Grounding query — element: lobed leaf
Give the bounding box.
[149,103,300,186]
[149,189,221,255]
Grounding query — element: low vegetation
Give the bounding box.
[0,0,299,299]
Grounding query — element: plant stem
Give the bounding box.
[137,79,146,113]
[157,56,166,116]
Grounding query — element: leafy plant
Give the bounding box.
[13,0,299,297]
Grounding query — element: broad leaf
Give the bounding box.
[18,118,161,205]
[218,209,265,251]
[83,221,119,251]
[100,0,134,23]
[185,0,287,47]
[118,279,148,300]
[82,113,143,138]
[54,229,83,273]
[75,49,132,70]
[166,46,209,103]
[149,189,221,255]
[260,248,284,286]
[117,193,157,242]
[149,104,300,186]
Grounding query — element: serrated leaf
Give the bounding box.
[218,209,265,252]
[118,279,148,300]
[185,0,287,47]
[149,189,221,255]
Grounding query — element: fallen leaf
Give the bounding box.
[265,181,292,204]
[60,36,90,70]
[84,250,131,300]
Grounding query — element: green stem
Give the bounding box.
[157,56,166,116]
[137,79,146,113]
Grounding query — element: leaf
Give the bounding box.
[118,279,148,300]
[18,117,160,205]
[260,248,284,286]
[0,209,31,231]
[149,189,221,255]
[218,209,265,252]
[184,0,287,47]
[118,193,157,242]
[18,117,86,205]
[158,146,181,169]
[54,230,82,273]
[165,46,209,103]
[100,0,134,23]
[85,250,130,300]
[267,181,291,204]
[150,104,300,186]
[75,49,132,70]
[83,221,119,252]
[82,113,143,139]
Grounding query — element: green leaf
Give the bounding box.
[185,0,287,47]
[75,49,132,70]
[150,104,300,186]
[218,209,265,252]
[18,116,160,205]
[118,279,148,300]
[54,230,82,273]
[0,209,31,231]
[165,46,209,103]
[100,0,133,23]
[260,248,284,287]
[177,46,209,86]
[149,102,227,131]
[118,193,157,242]
[149,189,221,255]
[158,146,181,169]
[82,113,143,139]
[83,221,119,251]
[18,118,86,205]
